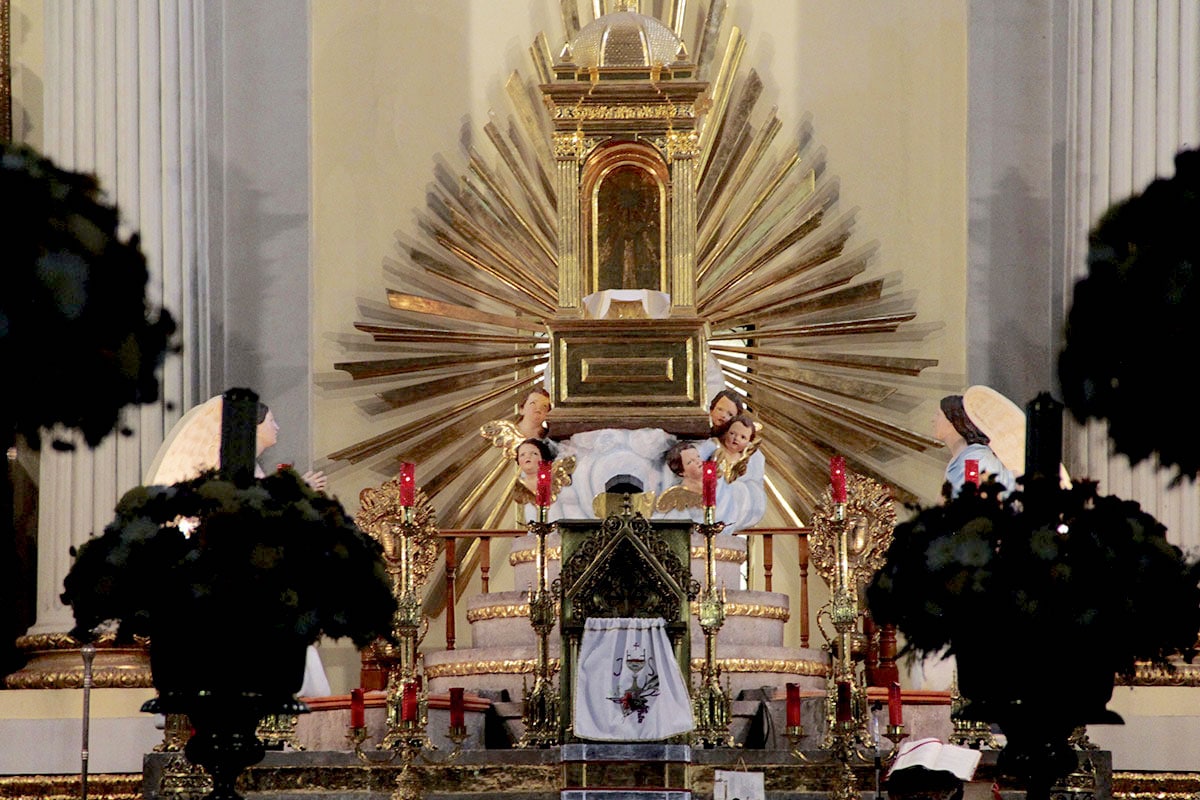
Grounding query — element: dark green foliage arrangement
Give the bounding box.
[62,467,397,650]
[0,142,175,450]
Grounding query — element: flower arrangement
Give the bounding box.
[866,476,1200,788]
[0,142,175,450]
[867,478,1200,678]
[1058,148,1200,479]
[61,467,397,692]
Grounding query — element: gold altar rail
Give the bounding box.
[432,526,813,651]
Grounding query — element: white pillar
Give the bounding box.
[31,0,206,634]
[1063,0,1200,551]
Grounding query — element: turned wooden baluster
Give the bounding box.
[480,537,491,594]
[762,534,774,592]
[444,537,457,651]
[798,530,810,648]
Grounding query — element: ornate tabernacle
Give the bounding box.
[540,6,712,438]
[557,506,700,742]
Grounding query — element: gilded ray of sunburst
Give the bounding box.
[328,0,942,531]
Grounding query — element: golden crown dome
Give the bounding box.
[568,11,688,69]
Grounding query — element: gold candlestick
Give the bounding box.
[519,516,560,747]
[691,517,733,747]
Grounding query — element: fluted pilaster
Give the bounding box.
[31,0,206,634]
[1064,0,1200,550]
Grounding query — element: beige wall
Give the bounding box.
[9,0,44,149]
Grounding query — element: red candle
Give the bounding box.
[401,681,418,722]
[836,681,852,723]
[536,460,553,507]
[350,687,365,729]
[830,456,847,503]
[399,462,415,506]
[785,682,801,727]
[449,687,465,729]
[702,460,718,507]
[888,681,903,726]
[964,459,979,486]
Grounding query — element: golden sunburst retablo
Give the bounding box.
[329,2,941,529]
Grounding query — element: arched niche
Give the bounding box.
[582,142,671,297]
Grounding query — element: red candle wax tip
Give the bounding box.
[536,460,553,507]
[964,458,979,486]
[836,681,852,722]
[830,456,847,503]
[449,686,466,729]
[399,462,416,506]
[785,682,801,727]
[350,687,365,729]
[702,460,718,508]
[401,681,418,722]
[887,681,903,726]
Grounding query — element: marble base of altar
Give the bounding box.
[561,743,690,800]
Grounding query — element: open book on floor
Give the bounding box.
[887,738,983,782]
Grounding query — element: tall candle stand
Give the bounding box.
[809,464,901,797]
[823,502,877,800]
[691,507,733,747]
[519,505,560,747]
[352,468,445,800]
[379,501,433,754]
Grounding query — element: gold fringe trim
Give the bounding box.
[691,657,828,676]
[467,603,530,622]
[466,601,784,623]
[425,659,561,679]
[508,546,562,566]
[1118,661,1200,687]
[0,774,141,800]
[691,545,746,563]
[5,669,153,690]
[508,545,746,566]
[1113,771,1200,800]
[15,632,148,651]
[689,601,789,621]
[426,656,822,678]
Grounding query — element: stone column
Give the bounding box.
[1063,1,1200,550]
[13,1,205,685]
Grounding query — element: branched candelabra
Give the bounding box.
[821,496,908,800]
[353,475,461,800]
[519,506,560,747]
[692,508,733,747]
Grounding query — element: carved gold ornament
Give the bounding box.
[808,470,896,589]
[355,481,440,591]
[425,658,561,679]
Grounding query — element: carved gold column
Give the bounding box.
[664,130,699,311]
[554,131,586,315]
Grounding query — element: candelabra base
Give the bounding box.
[518,676,560,748]
[690,680,734,748]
